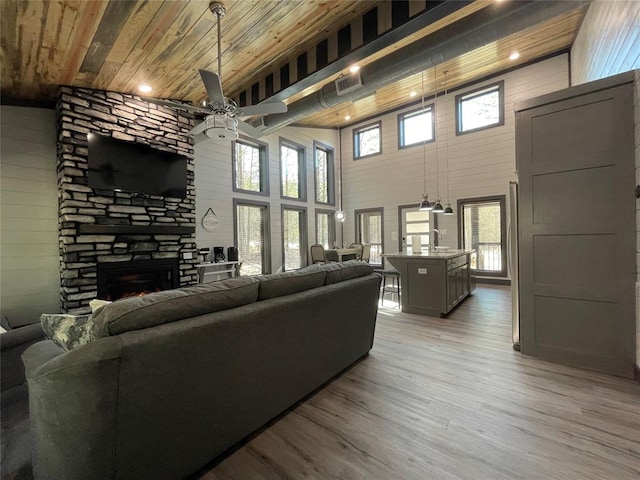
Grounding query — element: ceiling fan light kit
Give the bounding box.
[204,113,238,140]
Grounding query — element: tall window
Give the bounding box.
[456,81,504,135]
[234,199,271,275]
[233,138,269,195]
[355,208,383,266]
[282,205,307,271]
[315,209,336,249]
[458,195,506,277]
[398,105,435,148]
[314,141,335,204]
[353,122,381,159]
[280,138,306,200]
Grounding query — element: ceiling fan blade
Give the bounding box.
[189,121,208,136]
[237,119,265,138]
[199,69,225,105]
[237,101,288,117]
[142,97,209,114]
[192,132,209,144]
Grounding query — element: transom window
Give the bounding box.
[398,105,435,148]
[456,81,504,135]
[280,138,306,200]
[233,138,269,195]
[353,122,381,159]
[314,141,335,204]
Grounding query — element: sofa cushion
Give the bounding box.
[40,314,95,351]
[255,264,327,300]
[91,276,259,337]
[323,260,374,285]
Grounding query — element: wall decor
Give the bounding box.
[202,208,219,231]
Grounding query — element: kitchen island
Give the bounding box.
[383,250,474,317]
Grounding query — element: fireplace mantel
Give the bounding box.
[79,224,195,235]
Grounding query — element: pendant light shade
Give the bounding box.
[444,203,454,215]
[335,210,346,222]
[419,194,433,211]
[432,199,444,213]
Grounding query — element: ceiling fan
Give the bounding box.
[143,2,287,141]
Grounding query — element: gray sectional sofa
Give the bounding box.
[23,261,381,480]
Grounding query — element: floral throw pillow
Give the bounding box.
[40,314,96,351]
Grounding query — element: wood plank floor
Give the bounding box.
[198,285,640,480]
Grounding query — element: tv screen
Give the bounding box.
[87,133,188,198]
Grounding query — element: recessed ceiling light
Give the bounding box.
[344,115,351,121]
[509,51,520,61]
[139,84,153,93]
[349,65,360,73]
[410,90,417,97]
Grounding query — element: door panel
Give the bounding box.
[517,78,635,378]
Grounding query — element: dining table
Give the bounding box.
[324,247,361,262]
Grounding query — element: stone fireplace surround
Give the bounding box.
[57,86,199,314]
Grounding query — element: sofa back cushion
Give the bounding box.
[91,276,259,337]
[255,264,326,300]
[323,260,374,285]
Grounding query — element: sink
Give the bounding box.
[434,246,450,252]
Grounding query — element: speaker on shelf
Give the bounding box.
[213,247,225,263]
[227,246,238,262]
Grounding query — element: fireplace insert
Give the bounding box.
[97,259,179,301]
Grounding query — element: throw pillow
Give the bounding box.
[40,313,96,351]
[89,299,112,314]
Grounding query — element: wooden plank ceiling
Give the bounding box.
[0,0,588,129]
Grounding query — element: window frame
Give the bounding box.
[455,80,504,136]
[315,208,336,249]
[353,121,382,160]
[354,207,384,267]
[457,195,507,277]
[279,137,307,201]
[313,141,335,205]
[232,137,270,196]
[233,198,272,275]
[397,104,435,149]
[281,204,308,271]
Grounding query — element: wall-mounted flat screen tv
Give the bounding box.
[87,133,188,198]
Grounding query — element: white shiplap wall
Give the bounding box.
[571,0,640,85]
[0,106,60,326]
[194,125,340,273]
[339,54,570,263]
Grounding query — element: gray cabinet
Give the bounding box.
[385,251,471,317]
[515,71,636,378]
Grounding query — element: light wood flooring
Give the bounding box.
[198,285,640,480]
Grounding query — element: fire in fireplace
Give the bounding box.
[97,259,179,301]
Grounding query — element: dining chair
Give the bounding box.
[360,244,371,263]
[310,244,327,264]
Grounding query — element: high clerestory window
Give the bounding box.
[233,138,269,195]
[314,141,335,205]
[280,138,306,201]
[456,81,504,135]
[398,105,435,148]
[353,122,381,159]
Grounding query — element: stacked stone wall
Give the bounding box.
[57,86,198,313]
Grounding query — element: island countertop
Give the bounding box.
[382,249,474,260]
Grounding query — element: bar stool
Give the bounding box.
[378,269,400,308]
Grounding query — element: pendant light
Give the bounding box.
[443,70,455,216]
[417,71,433,211]
[432,66,444,214]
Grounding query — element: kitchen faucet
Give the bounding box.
[430,229,441,249]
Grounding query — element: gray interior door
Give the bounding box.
[516,73,636,378]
